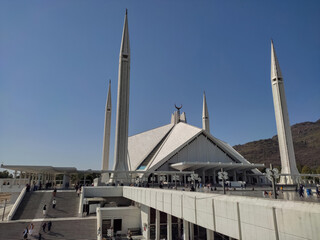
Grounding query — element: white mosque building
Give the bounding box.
[1,10,315,240]
[98,10,266,187]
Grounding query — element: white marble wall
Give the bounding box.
[124,187,320,240]
[83,186,123,197]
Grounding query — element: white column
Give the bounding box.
[19,171,22,185]
[37,173,41,185]
[79,186,85,215]
[189,223,194,240]
[156,210,160,240]
[167,214,172,240]
[178,218,182,239]
[207,229,214,240]
[54,174,57,186]
[183,220,189,240]
[141,205,150,240]
[97,207,102,240]
[203,169,206,184]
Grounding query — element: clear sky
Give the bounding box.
[1,1,319,170]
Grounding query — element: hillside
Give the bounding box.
[233,119,320,170]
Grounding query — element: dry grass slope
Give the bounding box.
[233,119,320,169]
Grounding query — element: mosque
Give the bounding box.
[99,10,265,187]
[0,10,311,240]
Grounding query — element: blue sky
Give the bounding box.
[1,1,319,170]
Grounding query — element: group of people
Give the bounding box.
[22,223,34,239]
[22,221,51,240]
[26,181,55,192]
[297,184,320,198]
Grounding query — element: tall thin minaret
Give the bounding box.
[202,92,210,133]
[101,80,112,170]
[113,10,130,174]
[270,40,299,184]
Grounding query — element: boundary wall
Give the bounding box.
[6,187,26,221]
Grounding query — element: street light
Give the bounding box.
[172,175,179,189]
[150,176,155,188]
[188,173,201,189]
[218,168,228,194]
[159,176,166,182]
[265,164,280,199]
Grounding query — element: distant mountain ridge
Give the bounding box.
[233,119,320,169]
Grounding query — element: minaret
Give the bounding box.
[101,80,112,170]
[270,40,299,184]
[113,10,130,176]
[202,92,210,133]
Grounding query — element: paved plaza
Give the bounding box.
[0,218,97,240]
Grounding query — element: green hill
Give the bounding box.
[233,119,320,171]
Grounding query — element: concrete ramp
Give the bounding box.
[13,191,79,220]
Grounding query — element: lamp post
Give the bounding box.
[188,173,201,190]
[218,168,228,194]
[172,174,179,189]
[265,164,280,199]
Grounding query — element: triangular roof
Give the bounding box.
[147,122,202,170]
[128,121,261,174]
[128,124,174,170]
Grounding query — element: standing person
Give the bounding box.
[29,223,34,236]
[315,185,320,198]
[77,188,81,197]
[52,198,56,209]
[53,188,57,197]
[47,221,52,232]
[22,226,28,239]
[42,222,47,232]
[299,184,304,198]
[43,205,47,216]
[127,230,133,240]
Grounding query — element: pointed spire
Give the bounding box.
[202,91,210,133]
[106,80,111,111]
[120,9,130,57]
[113,10,130,176]
[102,80,112,170]
[271,40,282,81]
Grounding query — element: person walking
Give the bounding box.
[47,221,52,232]
[22,226,28,239]
[42,222,47,232]
[52,198,56,209]
[43,205,47,216]
[77,188,81,197]
[29,223,34,236]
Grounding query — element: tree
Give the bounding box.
[301,165,312,180]
[0,170,13,178]
[301,166,311,174]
